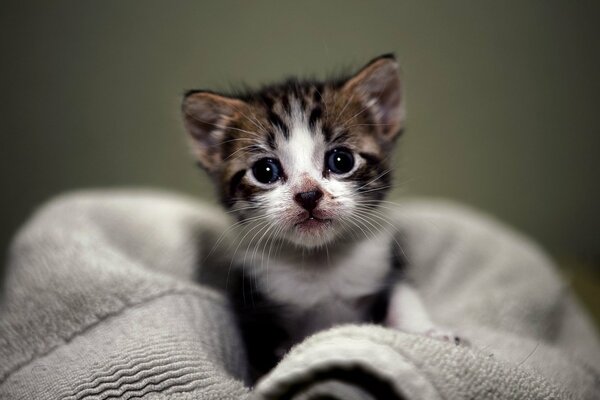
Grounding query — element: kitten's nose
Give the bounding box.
[294,189,323,211]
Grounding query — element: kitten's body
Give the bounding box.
[182,54,459,379]
[216,229,402,377]
[239,229,397,337]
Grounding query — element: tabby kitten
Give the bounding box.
[182,54,459,378]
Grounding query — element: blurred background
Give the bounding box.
[1,1,598,323]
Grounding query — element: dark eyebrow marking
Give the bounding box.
[308,106,322,131]
[247,144,265,154]
[322,125,333,142]
[359,152,381,165]
[331,129,349,144]
[266,130,277,150]
[268,110,289,139]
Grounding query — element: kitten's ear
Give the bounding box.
[342,54,404,141]
[182,91,247,172]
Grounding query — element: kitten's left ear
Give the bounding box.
[181,90,248,173]
[343,54,404,141]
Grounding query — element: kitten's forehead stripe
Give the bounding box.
[267,110,289,139]
[298,93,307,111]
[260,93,274,108]
[312,84,324,104]
[308,107,322,131]
[281,93,291,115]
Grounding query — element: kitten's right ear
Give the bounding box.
[182,90,246,172]
[342,54,404,142]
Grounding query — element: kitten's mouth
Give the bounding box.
[294,216,332,232]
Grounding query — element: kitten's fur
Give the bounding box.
[182,54,458,379]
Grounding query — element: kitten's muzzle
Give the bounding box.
[294,189,323,212]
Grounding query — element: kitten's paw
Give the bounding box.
[423,328,468,346]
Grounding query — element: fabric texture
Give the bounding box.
[0,190,598,400]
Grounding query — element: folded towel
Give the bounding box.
[1,190,598,399]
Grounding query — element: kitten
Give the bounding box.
[182,54,460,379]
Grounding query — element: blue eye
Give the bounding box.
[326,148,355,174]
[252,158,282,184]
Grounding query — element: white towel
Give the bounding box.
[1,190,598,399]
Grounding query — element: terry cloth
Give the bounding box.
[1,190,598,399]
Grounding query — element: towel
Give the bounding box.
[1,190,598,399]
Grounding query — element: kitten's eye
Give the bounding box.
[326,148,355,174]
[252,158,282,184]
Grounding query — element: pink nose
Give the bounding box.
[294,189,323,211]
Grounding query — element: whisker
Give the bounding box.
[230,219,271,301]
[313,86,328,120]
[349,210,384,238]
[352,206,409,262]
[202,212,270,263]
[333,93,355,126]
[184,110,264,138]
[338,85,387,128]
[344,123,393,129]
[355,169,393,191]
[264,224,285,290]
[224,144,270,161]
[228,103,270,136]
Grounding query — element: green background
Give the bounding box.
[1,1,598,320]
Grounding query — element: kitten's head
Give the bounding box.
[182,54,404,249]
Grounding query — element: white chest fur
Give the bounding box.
[244,231,393,316]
